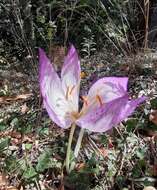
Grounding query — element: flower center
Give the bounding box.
[71,111,81,121]
[69,93,104,122]
[81,94,103,108]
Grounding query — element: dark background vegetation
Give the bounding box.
[0,0,154,68]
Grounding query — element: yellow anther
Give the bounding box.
[66,85,75,100]
[81,96,88,106]
[66,86,70,100]
[69,85,75,95]
[96,95,103,106]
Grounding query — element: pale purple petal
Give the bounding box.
[39,48,61,97]
[76,95,146,132]
[102,77,128,91]
[43,98,71,129]
[81,77,128,115]
[87,77,128,103]
[39,48,73,128]
[61,45,81,112]
[116,96,147,123]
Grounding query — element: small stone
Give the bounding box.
[143,186,156,190]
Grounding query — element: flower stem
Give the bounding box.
[74,128,85,158]
[65,123,76,173]
[69,128,85,172]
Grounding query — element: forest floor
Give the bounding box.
[0,48,157,190]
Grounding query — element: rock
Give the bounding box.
[143,186,156,190]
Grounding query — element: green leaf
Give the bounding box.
[5,156,26,174]
[37,127,49,136]
[136,148,146,159]
[126,118,138,132]
[150,98,157,109]
[25,143,32,150]
[0,138,10,152]
[36,149,62,172]
[37,15,46,24]
[23,166,37,180]
[36,149,52,172]
[10,117,19,128]
[0,124,7,131]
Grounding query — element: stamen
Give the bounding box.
[96,95,103,106]
[69,85,75,95]
[81,96,88,106]
[66,85,76,100]
[66,86,70,100]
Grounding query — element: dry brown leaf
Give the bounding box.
[0,174,7,186]
[10,138,20,146]
[80,71,86,79]
[16,93,32,100]
[0,130,22,146]
[119,64,130,72]
[22,135,34,143]
[150,164,157,176]
[99,147,108,158]
[11,131,22,139]
[0,174,19,190]
[0,93,32,104]
[149,110,157,126]
[58,173,64,190]
[59,184,65,190]
[0,130,12,138]
[7,187,18,190]
[49,45,66,71]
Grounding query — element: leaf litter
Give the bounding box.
[0,48,157,189]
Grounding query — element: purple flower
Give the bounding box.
[39,45,146,132]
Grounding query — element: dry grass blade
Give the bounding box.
[144,0,150,50]
[0,93,32,104]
